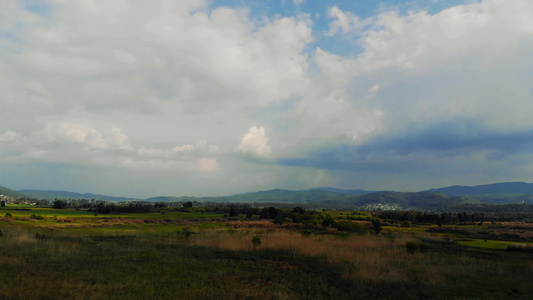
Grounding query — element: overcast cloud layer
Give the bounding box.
[1,0,532,197]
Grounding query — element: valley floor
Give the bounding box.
[0,206,532,299]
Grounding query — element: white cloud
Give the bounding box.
[236,126,272,158]
[0,0,21,33]
[0,130,19,142]
[2,0,533,196]
[109,128,129,148]
[122,158,179,170]
[327,5,373,36]
[198,158,219,171]
[43,122,105,149]
[172,144,193,153]
[368,84,379,97]
[326,1,533,133]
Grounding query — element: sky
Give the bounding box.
[1,0,533,198]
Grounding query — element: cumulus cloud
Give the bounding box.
[322,1,533,134]
[198,158,219,171]
[327,5,373,36]
[172,145,193,153]
[237,126,272,158]
[109,128,129,148]
[279,0,533,190]
[42,122,107,149]
[0,130,19,142]
[1,0,533,196]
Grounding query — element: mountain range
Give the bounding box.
[2,182,533,211]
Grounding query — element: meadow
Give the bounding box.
[0,205,532,299]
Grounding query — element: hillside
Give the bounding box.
[219,189,347,203]
[0,186,26,198]
[10,182,533,211]
[19,190,137,202]
[316,191,482,211]
[426,182,533,204]
[307,187,371,195]
[146,196,198,202]
[427,182,533,195]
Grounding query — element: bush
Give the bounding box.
[35,233,48,240]
[371,219,382,235]
[4,212,12,217]
[252,236,261,247]
[183,226,193,240]
[405,241,427,253]
[30,214,44,220]
[406,241,418,253]
[506,245,533,253]
[336,221,369,234]
[56,217,74,223]
[326,227,338,234]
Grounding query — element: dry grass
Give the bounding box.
[185,229,448,284]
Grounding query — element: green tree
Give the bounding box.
[229,207,238,217]
[322,215,336,228]
[371,219,382,235]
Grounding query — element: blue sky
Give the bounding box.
[0,0,532,197]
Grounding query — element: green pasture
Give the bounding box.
[0,206,225,219]
[457,238,533,250]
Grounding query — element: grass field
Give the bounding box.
[457,238,533,249]
[0,206,532,299]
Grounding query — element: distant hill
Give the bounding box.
[146,196,198,202]
[10,182,533,210]
[0,186,26,198]
[307,187,371,195]
[313,191,482,211]
[19,190,137,202]
[426,182,533,195]
[217,189,347,203]
[425,182,533,204]
[156,189,481,211]
[147,188,370,204]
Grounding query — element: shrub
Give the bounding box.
[405,241,427,253]
[336,221,369,234]
[56,217,74,223]
[326,227,338,234]
[183,226,193,240]
[506,245,533,253]
[371,219,382,235]
[30,214,44,220]
[252,236,261,247]
[35,233,48,240]
[406,241,427,253]
[4,212,12,217]
[406,241,419,253]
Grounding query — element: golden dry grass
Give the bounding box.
[185,228,450,284]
